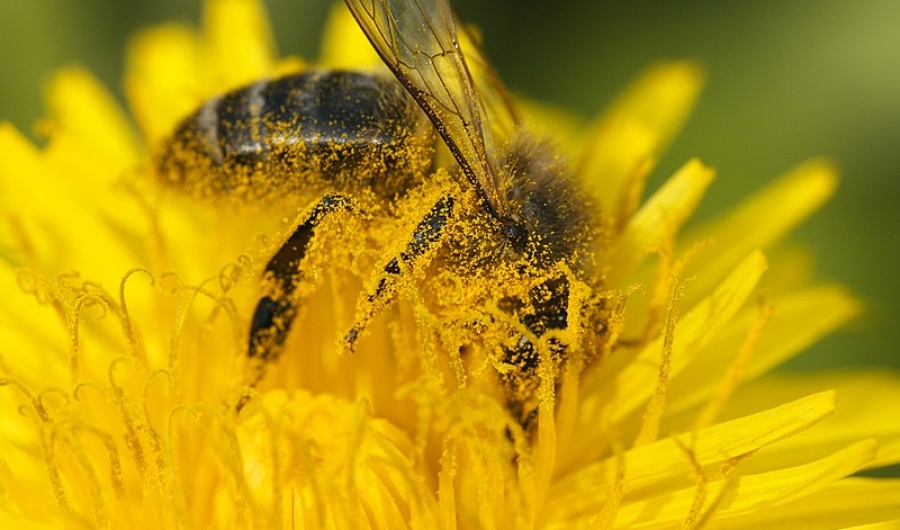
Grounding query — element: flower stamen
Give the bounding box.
[634,277,684,448]
[693,299,774,430]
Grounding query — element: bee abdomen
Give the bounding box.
[156,71,433,201]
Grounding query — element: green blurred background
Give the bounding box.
[1,0,898,371]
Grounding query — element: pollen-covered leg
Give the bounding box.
[247,194,352,382]
[344,196,455,351]
[500,274,572,431]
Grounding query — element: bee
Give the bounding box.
[155,0,597,428]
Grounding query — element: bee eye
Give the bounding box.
[502,219,529,253]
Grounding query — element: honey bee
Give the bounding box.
[156,0,597,428]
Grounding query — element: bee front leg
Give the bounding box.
[344,195,455,351]
[500,274,571,431]
[247,194,352,382]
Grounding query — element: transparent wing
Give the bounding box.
[457,23,521,140]
[343,0,508,218]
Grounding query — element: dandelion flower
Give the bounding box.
[1,1,899,529]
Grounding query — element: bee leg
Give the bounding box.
[247,194,352,382]
[501,275,570,431]
[343,195,455,351]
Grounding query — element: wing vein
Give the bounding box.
[344,0,510,219]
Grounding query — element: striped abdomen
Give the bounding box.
[155,71,434,200]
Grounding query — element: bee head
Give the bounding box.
[501,218,530,254]
[500,136,593,268]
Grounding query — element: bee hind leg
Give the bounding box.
[343,195,455,352]
[246,194,353,385]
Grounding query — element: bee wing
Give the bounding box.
[343,0,508,218]
[457,23,521,140]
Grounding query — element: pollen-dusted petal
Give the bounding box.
[544,392,837,526]
[580,61,705,218]
[445,431,526,529]
[227,391,439,529]
[319,2,381,69]
[611,251,766,423]
[610,440,877,529]
[0,355,167,528]
[608,158,715,285]
[665,285,862,417]
[201,0,278,92]
[568,251,767,468]
[2,0,895,527]
[125,24,203,147]
[678,159,838,308]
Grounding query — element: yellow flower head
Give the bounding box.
[1,0,899,529]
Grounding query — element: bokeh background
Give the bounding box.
[1,0,898,371]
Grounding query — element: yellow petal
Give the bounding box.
[876,439,900,469]
[568,251,767,468]
[230,391,439,529]
[713,372,900,474]
[0,268,70,387]
[678,159,838,308]
[0,123,43,210]
[2,0,894,527]
[319,2,381,69]
[0,125,125,277]
[516,97,585,152]
[545,391,837,525]
[40,67,141,175]
[665,285,862,417]
[125,24,203,147]
[608,158,715,285]
[580,61,705,218]
[201,0,277,91]
[754,245,817,294]
[40,68,148,240]
[604,61,706,146]
[0,124,45,266]
[0,457,61,529]
[606,440,876,529]
[613,251,767,424]
[723,478,900,530]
